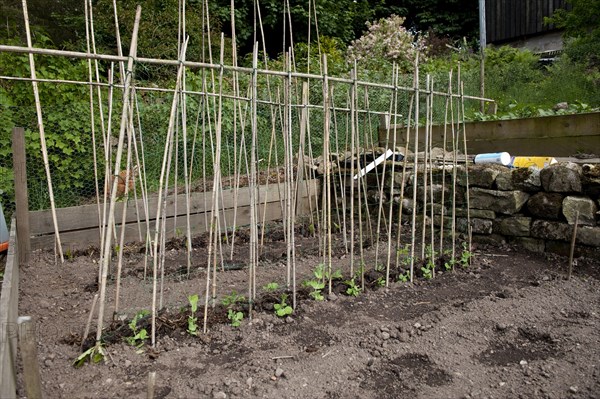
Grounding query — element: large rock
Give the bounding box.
[469,188,530,215]
[562,196,598,226]
[577,226,600,247]
[406,184,450,203]
[496,168,541,192]
[455,208,496,219]
[582,164,600,199]
[493,216,532,237]
[531,220,572,241]
[509,237,545,253]
[458,165,504,188]
[540,162,582,193]
[434,216,492,234]
[527,192,564,220]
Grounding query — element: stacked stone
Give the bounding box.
[405,162,600,254]
[333,153,600,254]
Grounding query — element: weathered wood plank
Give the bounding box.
[30,179,318,236]
[29,180,320,251]
[0,218,18,399]
[380,112,600,157]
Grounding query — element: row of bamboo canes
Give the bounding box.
[7,0,491,351]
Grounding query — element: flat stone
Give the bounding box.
[469,188,530,215]
[577,226,600,247]
[434,216,492,234]
[406,184,450,203]
[511,167,542,192]
[458,165,504,188]
[455,208,496,219]
[540,162,582,193]
[527,192,564,220]
[509,237,545,253]
[495,170,514,190]
[493,216,532,237]
[531,220,572,241]
[563,196,598,226]
[472,234,506,246]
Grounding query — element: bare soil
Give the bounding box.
[18,224,600,399]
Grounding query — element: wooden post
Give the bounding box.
[146,371,156,399]
[17,316,42,399]
[12,127,31,264]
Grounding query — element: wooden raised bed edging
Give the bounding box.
[0,217,19,399]
[379,111,600,157]
[28,179,320,251]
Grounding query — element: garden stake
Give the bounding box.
[81,294,99,351]
[409,53,421,283]
[147,371,156,399]
[96,5,141,349]
[21,0,64,263]
[421,74,431,261]
[385,65,401,285]
[568,211,580,280]
[460,81,472,254]
[150,36,188,345]
[395,91,414,269]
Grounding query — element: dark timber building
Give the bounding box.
[485,0,570,55]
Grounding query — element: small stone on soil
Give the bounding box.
[285,316,294,324]
[381,332,390,340]
[275,368,284,378]
[413,322,422,329]
[328,293,338,301]
[569,386,578,393]
[212,391,227,399]
[246,377,253,388]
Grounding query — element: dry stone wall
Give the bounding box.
[333,156,600,256]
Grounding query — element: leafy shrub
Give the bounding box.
[346,15,428,73]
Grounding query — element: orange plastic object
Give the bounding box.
[0,241,8,253]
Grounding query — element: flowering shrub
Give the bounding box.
[346,15,428,72]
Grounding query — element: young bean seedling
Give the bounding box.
[221,291,246,327]
[397,270,410,283]
[263,282,280,292]
[460,242,473,268]
[187,294,199,336]
[345,278,361,297]
[274,293,293,317]
[125,310,150,348]
[73,344,106,368]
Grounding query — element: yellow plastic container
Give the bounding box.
[511,156,557,169]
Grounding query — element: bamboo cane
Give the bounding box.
[409,54,421,283]
[96,5,142,347]
[21,0,64,263]
[150,36,188,345]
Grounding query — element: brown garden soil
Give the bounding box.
[17,223,600,399]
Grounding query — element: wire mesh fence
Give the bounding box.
[0,49,486,226]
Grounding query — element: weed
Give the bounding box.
[274,293,293,317]
[263,282,280,292]
[345,278,361,297]
[227,309,244,327]
[187,294,199,336]
[125,310,150,348]
[375,276,386,287]
[375,263,384,272]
